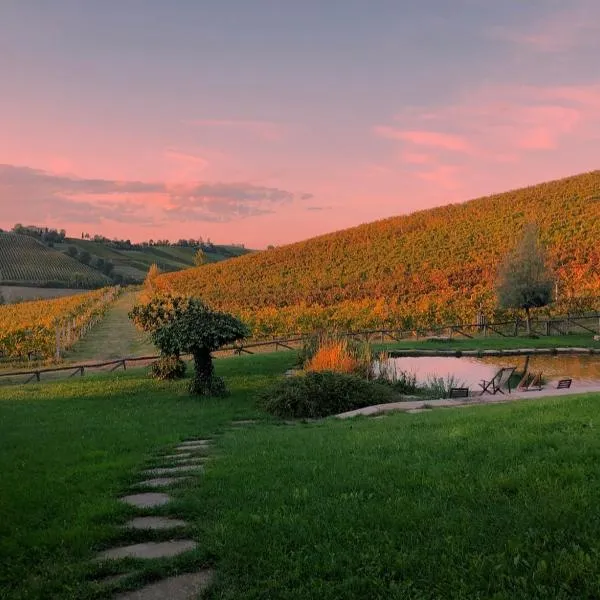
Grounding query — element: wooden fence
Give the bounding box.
[1,312,599,386]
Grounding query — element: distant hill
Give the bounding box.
[54,239,250,284]
[155,171,600,336]
[0,232,110,288]
[0,230,251,293]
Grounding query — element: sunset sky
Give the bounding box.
[1,0,599,248]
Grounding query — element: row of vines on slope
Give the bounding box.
[0,287,121,360]
[154,172,600,337]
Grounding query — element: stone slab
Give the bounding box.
[176,445,210,452]
[125,517,187,531]
[230,419,258,425]
[172,457,207,465]
[133,477,186,489]
[161,452,191,459]
[114,570,214,600]
[175,445,209,453]
[142,466,203,477]
[178,439,211,447]
[96,540,197,561]
[120,493,171,508]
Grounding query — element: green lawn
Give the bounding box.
[2,352,600,599]
[379,333,600,353]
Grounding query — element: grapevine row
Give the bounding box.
[0,287,121,360]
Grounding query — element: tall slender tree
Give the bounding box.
[497,224,555,335]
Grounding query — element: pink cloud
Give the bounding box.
[188,118,284,141]
[388,84,600,158]
[489,2,600,53]
[400,151,434,165]
[375,82,600,198]
[416,165,461,190]
[374,126,471,153]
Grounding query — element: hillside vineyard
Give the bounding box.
[156,172,600,336]
[0,233,109,288]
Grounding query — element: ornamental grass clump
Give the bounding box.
[303,335,373,378]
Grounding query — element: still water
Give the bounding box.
[387,354,600,389]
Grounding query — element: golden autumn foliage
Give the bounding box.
[305,339,363,374]
[0,287,120,359]
[139,263,162,303]
[155,172,600,336]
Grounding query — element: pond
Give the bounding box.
[384,354,600,389]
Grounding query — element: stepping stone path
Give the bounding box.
[173,456,207,464]
[97,540,198,561]
[133,477,186,489]
[178,439,211,447]
[95,438,214,598]
[125,516,187,531]
[114,570,214,600]
[120,493,171,509]
[142,465,204,477]
[161,453,191,459]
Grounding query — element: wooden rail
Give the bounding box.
[1,313,599,385]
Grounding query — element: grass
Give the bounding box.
[0,353,292,600]
[3,351,600,598]
[64,291,156,361]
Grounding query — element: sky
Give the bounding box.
[1,0,599,248]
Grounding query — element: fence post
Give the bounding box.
[55,327,61,360]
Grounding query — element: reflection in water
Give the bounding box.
[389,354,600,389]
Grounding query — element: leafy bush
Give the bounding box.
[150,356,186,380]
[259,371,394,418]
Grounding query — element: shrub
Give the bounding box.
[422,374,465,399]
[301,334,373,378]
[150,356,187,380]
[130,295,248,396]
[259,371,394,418]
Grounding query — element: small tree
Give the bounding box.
[497,224,554,335]
[193,248,206,267]
[130,295,248,395]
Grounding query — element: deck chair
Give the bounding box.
[517,371,534,391]
[479,366,516,395]
[524,371,543,391]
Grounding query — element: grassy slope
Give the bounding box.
[3,352,600,598]
[157,171,600,334]
[55,240,250,283]
[64,290,156,361]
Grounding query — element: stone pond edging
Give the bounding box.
[389,347,600,358]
